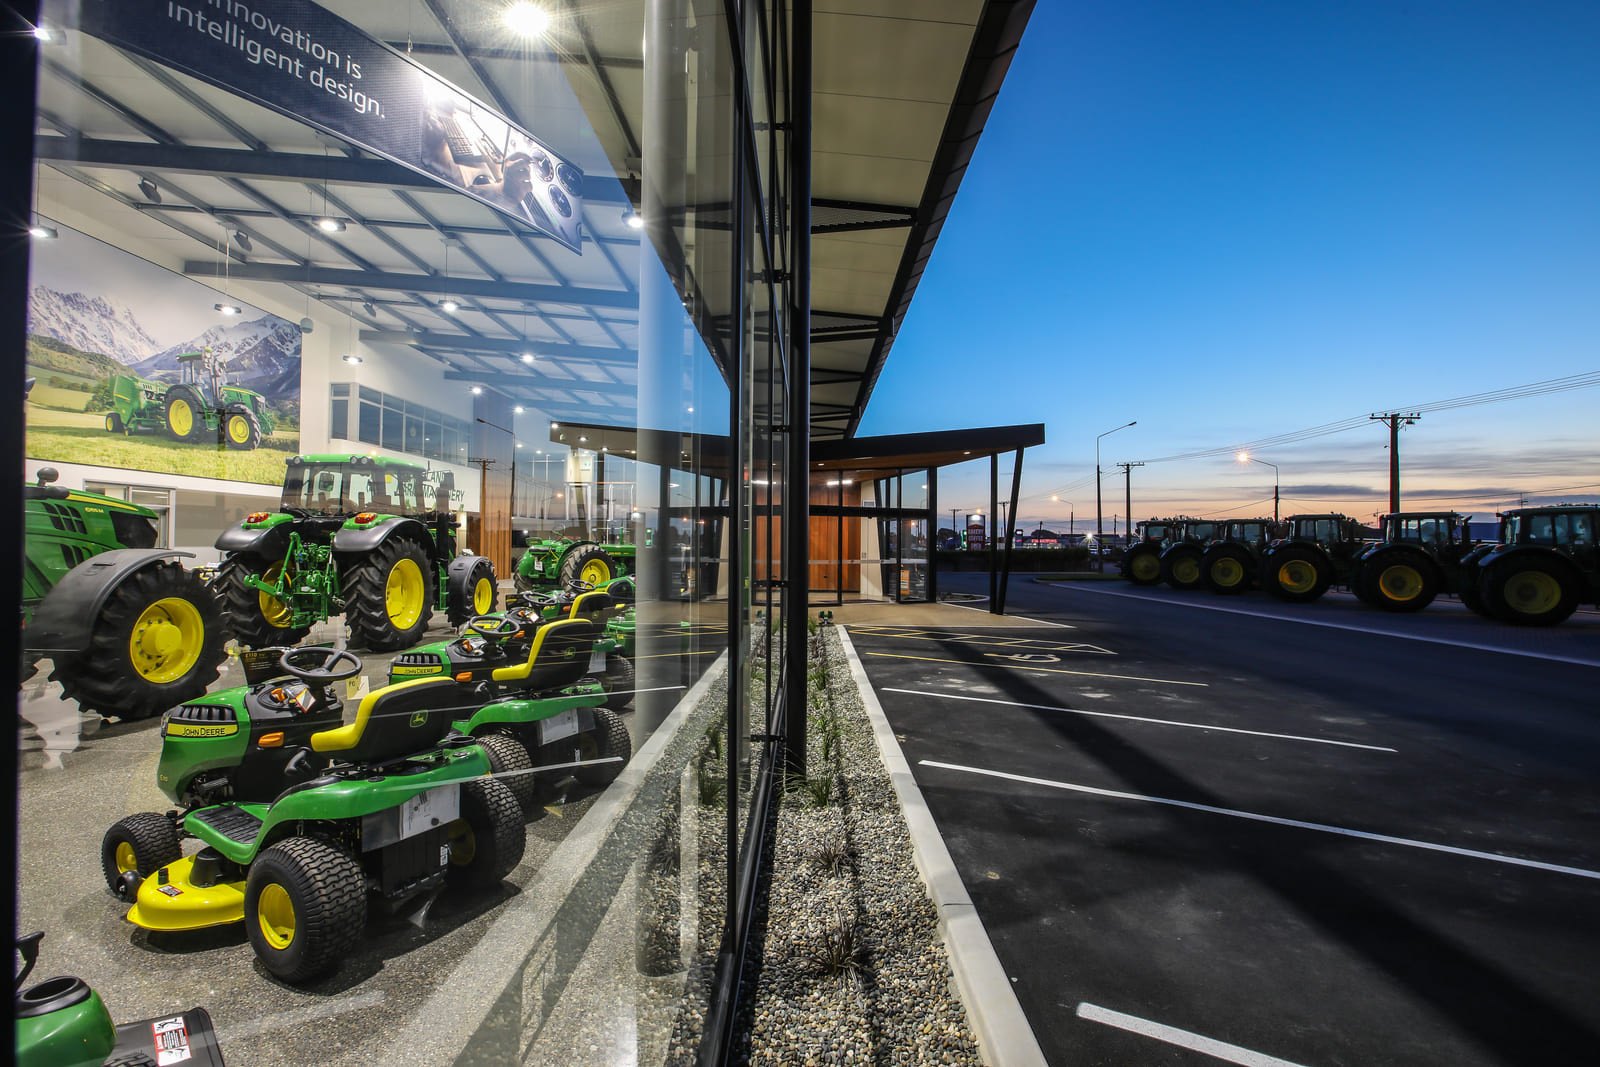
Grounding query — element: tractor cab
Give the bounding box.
[1378,512,1473,562]
[1279,514,1368,557]
[175,349,225,405]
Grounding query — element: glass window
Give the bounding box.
[330,398,348,440]
[358,400,381,446]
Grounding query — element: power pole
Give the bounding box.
[1117,461,1143,543]
[1369,412,1420,513]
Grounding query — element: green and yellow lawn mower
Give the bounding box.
[213,455,497,651]
[386,610,634,815]
[14,931,226,1067]
[513,536,636,594]
[100,646,524,984]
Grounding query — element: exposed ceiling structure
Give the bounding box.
[34,0,1031,440]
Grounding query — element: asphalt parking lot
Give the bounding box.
[852,573,1600,1067]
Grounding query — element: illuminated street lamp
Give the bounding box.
[1096,421,1136,555]
[1051,495,1074,536]
[1237,451,1280,522]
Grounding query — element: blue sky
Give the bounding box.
[858,1,1600,532]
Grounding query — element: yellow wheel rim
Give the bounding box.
[472,576,494,614]
[447,820,476,866]
[1504,571,1561,615]
[257,883,296,950]
[105,414,118,432]
[169,399,193,437]
[385,557,426,630]
[1278,560,1319,594]
[1172,558,1200,584]
[258,561,296,628]
[1377,564,1425,602]
[128,597,204,684]
[1212,558,1245,587]
[227,414,251,444]
[115,842,137,874]
[579,558,613,585]
[1130,554,1160,582]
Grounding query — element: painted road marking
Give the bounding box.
[849,627,1109,654]
[1048,582,1600,668]
[884,688,1396,752]
[863,649,1208,687]
[1076,1003,1309,1067]
[920,760,1600,882]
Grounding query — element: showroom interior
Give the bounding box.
[6,1,1035,1064]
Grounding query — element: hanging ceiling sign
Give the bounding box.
[72,0,585,253]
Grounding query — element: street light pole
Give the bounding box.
[1237,452,1280,523]
[1052,495,1074,537]
[1096,421,1136,558]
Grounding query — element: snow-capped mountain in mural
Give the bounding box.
[134,316,302,399]
[27,286,163,365]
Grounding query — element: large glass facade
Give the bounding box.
[16,0,795,1062]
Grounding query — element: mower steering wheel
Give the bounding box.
[280,646,363,684]
[565,579,595,594]
[467,615,521,640]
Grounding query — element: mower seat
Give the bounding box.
[568,591,616,622]
[492,617,599,691]
[310,677,458,762]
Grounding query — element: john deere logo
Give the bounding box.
[409,711,428,728]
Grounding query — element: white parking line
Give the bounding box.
[919,760,1600,882]
[1048,582,1600,668]
[1076,1003,1309,1067]
[883,687,1396,753]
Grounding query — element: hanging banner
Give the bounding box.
[71,0,585,253]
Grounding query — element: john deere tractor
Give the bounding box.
[514,535,636,593]
[1156,519,1223,590]
[213,455,497,650]
[23,466,227,719]
[1200,518,1283,594]
[1457,504,1599,625]
[1351,512,1476,612]
[1120,520,1184,585]
[1258,514,1374,603]
[105,349,275,450]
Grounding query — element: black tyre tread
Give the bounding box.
[1124,546,1162,585]
[214,554,310,649]
[1459,570,1491,616]
[447,558,499,626]
[223,408,262,451]
[106,411,124,433]
[53,562,228,719]
[1202,545,1254,595]
[1263,546,1331,603]
[1366,549,1438,613]
[343,537,434,651]
[449,778,525,888]
[478,732,537,817]
[575,708,632,788]
[560,546,616,588]
[245,837,366,983]
[101,812,181,892]
[1160,545,1204,590]
[601,654,636,710]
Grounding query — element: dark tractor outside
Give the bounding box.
[106,348,275,450]
[1352,512,1477,613]
[1258,513,1374,603]
[1157,519,1223,590]
[23,466,227,719]
[1120,519,1184,585]
[1458,504,1599,626]
[214,455,497,650]
[514,535,637,594]
[1200,518,1283,594]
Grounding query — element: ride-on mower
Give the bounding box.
[100,647,524,984]
[214,454,497,650]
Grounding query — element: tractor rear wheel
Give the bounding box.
[447,556,499,626]
[215,554,311,648]
[1458,568,1492,616]
[446,778,526,889]
[223,408,262,451]
[1484,555,1579,626]
[244,837,366,983]
[344,537,434,651]
[101,813,181,896]
[1160,546,1204,590]
[1364,549,1439,613]
[561,546,617,588]
[1123,545,1161,585]
[164,387,204,443]
[1263,546,1331,603]
[1203,545,1253,594]
[575,708,632,788]
[53,561,227,719]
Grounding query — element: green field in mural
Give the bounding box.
[26,402,297,486]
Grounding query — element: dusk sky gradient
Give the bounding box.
[857,1,1600,532]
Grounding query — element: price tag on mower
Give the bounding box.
[588,647,607,673]
[542,708,579,744]
[533,558,545,572]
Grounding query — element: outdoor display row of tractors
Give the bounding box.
[1120,504,1600,626]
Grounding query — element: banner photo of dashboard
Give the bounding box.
[71,0,586,253]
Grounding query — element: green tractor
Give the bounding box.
[1457,504,1599,626]
[514,535,636,594]
[105,349,275,450]
[213,454,498,650]
[1199,518,1283,594]
[100,646,526,984]
[1155,519,1224,590]
[23,466,227,720]
[1258,513,1374,603]
[1351,512,1477,613]
[1120,519,1185,585]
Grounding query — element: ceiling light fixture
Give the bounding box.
[521,352,535,364]
[471,386,483,395]
[316,217,345,233]
[622,208,644,230]
[28,224,57,240]
[137,178,161,204]
[513,405,524,414]
[440,299,460,313]
[32,24,53,42]
[504,1,552,37]
[231,230,252,252]
[362,302,376,317]
[214,303,242,316]
[343,353,363,364]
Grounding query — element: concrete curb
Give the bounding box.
[837,626,1050,1067]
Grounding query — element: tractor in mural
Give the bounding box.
[213,454,497,650]
[22,464,227,720]
[514,535,637,594]
[104,348,276,450]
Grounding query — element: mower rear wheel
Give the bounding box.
[215,554,311,649]
[575,708,632,788]
[55,561,227,719]
[1202,546,1253,594]
[446,778,526,889]
[223,408,261,451]
[1485,555,1578,626]
[1160,546,1204,590]
[447,556,499,626]
[344,537,434,651]
[101,813,181,895]
[600,654,636,710]
[478,732,537,817]
[1263,546,1331,603]
[561,546,617,589]
[244,837,366,983]
[1365,550,1438,613]
[1124,546,1161,585]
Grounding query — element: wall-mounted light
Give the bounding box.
[622,208,644,230]
[343,354,363,364]
[214,303,242,316]
[231,230,253,252]
[440,299,460,313]
[504,1,552,37]
[471,386,483,395]
[28,225,57,240]
[316,217,346,233]
[138,178,161,204]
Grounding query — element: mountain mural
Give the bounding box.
[133,315,302,400]
[27,286,162,365]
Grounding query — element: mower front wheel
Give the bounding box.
[101,813,181,896]
[478,732,537,817]
[244,837,366,983]
[447,778,526,889]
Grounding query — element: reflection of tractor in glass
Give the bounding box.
[105,348,275,450]
[213,455,497,650]
[23,466,227,719]
[1457,504,1600,625]
[514,536,636,593]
